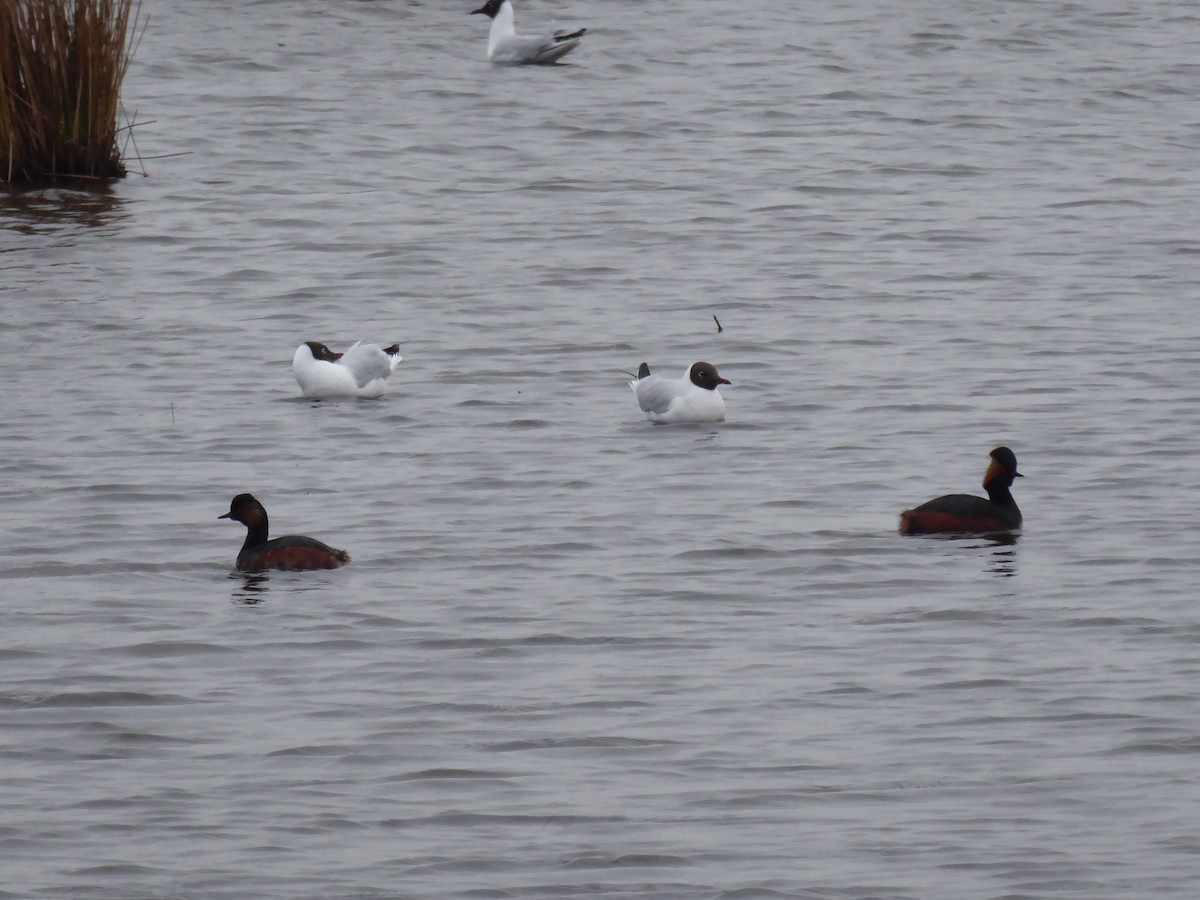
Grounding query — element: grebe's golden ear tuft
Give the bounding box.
[983,448,1021,488]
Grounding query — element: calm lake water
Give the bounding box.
[3,0,1200,896]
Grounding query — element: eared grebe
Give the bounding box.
[471,0,586,64]
[899,447,1023,535]
[219,493,350,572]
[292,340,403,399]
[630,361,731,424]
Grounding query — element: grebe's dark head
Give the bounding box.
[219,493,267,527]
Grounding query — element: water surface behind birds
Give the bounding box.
[3,0,1200,896]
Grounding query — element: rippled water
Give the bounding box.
[4,0,1200,896]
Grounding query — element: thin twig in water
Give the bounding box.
[131,151,192,161]
[713,315,723,333]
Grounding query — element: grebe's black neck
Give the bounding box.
[984,480,1019,513]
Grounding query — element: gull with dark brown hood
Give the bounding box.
[630,361,731,424]
[471,0,586,64]
[292,340,403,399]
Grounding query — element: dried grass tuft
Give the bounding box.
[0,0,140,184]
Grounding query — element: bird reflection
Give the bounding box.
[960,535,1017,578]
[912,531,1020,576]
[229,572,271,605]
[982,532,1019,576]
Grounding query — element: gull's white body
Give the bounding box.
[631,365,727,424]
[292,342,403,399]
[480,0,584,64]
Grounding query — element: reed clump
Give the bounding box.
[0,0,138,184]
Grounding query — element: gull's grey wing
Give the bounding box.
[493,32,581,64]
[339,341,393,388]
[635,375,681,416]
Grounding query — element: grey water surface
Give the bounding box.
[3,0,1200,896]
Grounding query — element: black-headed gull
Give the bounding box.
[292,341,403,399]
[630,361,731,424]
[471,0,586,65]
